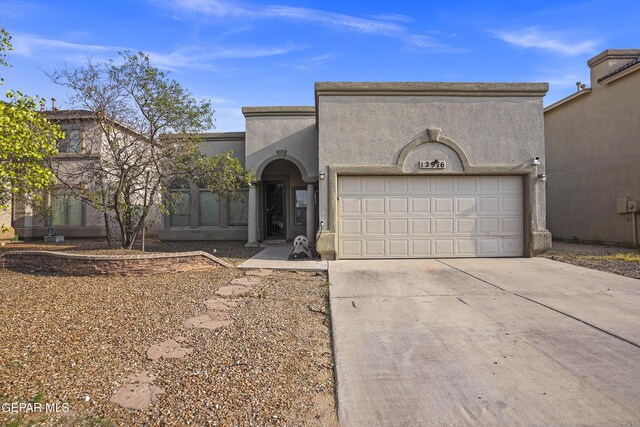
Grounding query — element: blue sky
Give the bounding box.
[1,0,638,131]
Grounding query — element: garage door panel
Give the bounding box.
[501,176,522,193]
[339,177,362,194]
[388,198,409,214]
[502,238,523,255]
[341,218,362,235]
[478,218,499,234]
[364,240,385,257]
[434,197,454,214]
[411,218,431,234]
[341,197,362,214]
[410,176,432,192]
[338,176,523,259]
[387,176,409,192]
[388,218,409,235]
[434,177,454,193]
[388,240,409,257]
[478,238,500,256]
[456,197,476,214]
[478,176,499,192]
[341,240,362,258]
[455,176,477,193]
[502,217,523,234]
[456,239,477,256]
[364,197,385,214]
[411,197,431,213]
[364,218,385,235]
[478,197,499,213]
[456,218,476,234]
[434,239,455,256]
[364,177,385,193]
[502,196,523,214]
[434,218,454,234]
[411,239,432,256]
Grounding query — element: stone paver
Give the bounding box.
[245,268,273,277]
[183,313,233,330]
[204,298,240,311]
[110,370,164,410]
[146,339,193,361]
[216,285,251,297]
[231,277,262,286]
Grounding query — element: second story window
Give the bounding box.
[58,126,81,153]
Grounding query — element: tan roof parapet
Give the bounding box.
[314,82,549,98]
[242,106,315,117]
[198,132,246,140]
[587,49,640,68]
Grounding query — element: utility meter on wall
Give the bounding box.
[628,201,638,212]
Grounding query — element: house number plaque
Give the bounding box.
[419,159,446,169]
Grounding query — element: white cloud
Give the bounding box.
[9,32,301,72]
[10,33,120,58]
[492,27,599,56]
[157,0,459,52]
[148,44,304,71]
[277,52,338,71]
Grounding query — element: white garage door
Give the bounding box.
[338,175,523,258]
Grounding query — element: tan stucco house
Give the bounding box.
[160,82,552,260]
[11,109,160,239]
[545,49,640,245]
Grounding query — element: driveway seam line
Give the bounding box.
[436,259,640,350]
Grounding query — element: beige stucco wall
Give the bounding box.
[545,59,640,244]
[160,133,249,241]
[243,108,318,182]
[315,83,550,258]
[199,132,246,167]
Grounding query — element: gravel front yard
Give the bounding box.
[544,241,640,279]
[0,253,335,426]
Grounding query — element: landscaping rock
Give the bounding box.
[146,339,193,361]
[215,285,251,297]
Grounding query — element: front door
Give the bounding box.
[264,181,286,240]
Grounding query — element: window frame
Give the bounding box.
[293,187,307,227]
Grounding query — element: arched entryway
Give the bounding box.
[246,158,317,246]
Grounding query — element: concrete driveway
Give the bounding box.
[329,258,640,426]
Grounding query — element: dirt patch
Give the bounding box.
[544,241,640,279]
[0,267,335,426]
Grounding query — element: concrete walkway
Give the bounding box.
[238,245,327,271]
[329,258,640,426]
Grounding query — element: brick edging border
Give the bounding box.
[0,250,233,276]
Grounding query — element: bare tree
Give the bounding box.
[48,51,253,249]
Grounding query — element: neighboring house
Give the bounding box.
[545,49,640,245]
[12,109,159,239]
[160,82,552,260]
